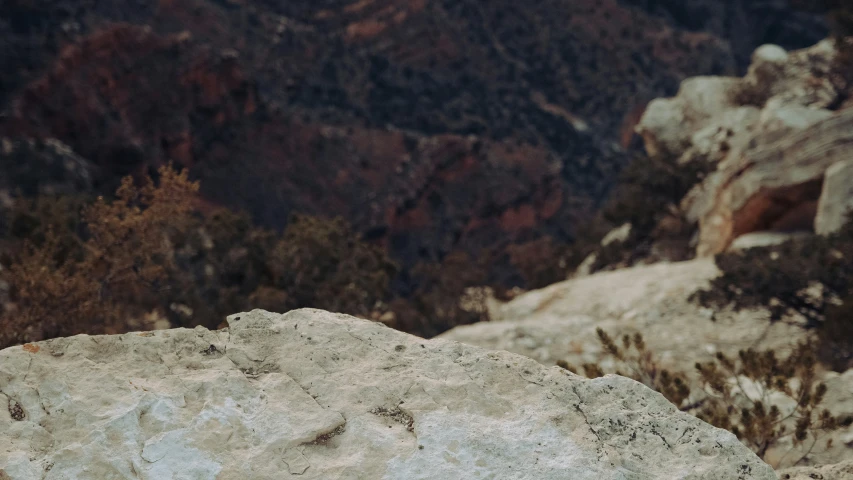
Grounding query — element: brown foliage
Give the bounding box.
[144,210,398,329]
[389,250,493,337]
[694,345,849,465]
[560,328,690,409]
[1,165,198,347]
[565,329,852,467]
[507,236,573,289]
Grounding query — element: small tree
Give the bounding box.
[1,165,199,347]
[265,213,398,317]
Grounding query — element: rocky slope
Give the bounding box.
[0,308,777,479]
[441,37,853,467]
[440,259,853,468]
[0,0,827,281]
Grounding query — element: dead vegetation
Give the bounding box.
[561,328,853,468]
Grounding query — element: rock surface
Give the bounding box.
[440,259,853,468]
[727,231,813,251]
[637,40,853,256]
[776,460,853,480]
[0,308,775,479]
[816,159,853,235]
[442,259,801,369]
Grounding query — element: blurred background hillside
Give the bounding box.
[0,0,838,342]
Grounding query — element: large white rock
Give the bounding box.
[0,309,774,479]
[637,77,741,159]
[815,159,853,235]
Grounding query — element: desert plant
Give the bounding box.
[163,209,399,328]
[602,152,709,235]
[1,165,199,347]
[558,328,690,408]
[693,217,853,370]
[577,151,711,274]
[563,329,851,467]
[823,0,853,105]
[266,213,398,316]
[694,344,848,465]
[2,194,91,263]
[818,293,853,371]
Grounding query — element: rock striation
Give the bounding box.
[0,308,775,479]
[636,40,853,255]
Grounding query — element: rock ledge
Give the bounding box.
[0,309,773,479]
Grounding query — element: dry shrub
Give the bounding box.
[390,250,492,337]
[693,217,853,371]
[266,213,398,317]
[563,329,852,467]
[558,328,690,409]
[1,165,198,347]
[694,345,848,465]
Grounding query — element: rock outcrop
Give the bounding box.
[440,259,853,468]
[0,308,775,479]
[636,40,853,255]
[442,258,800,369]
[777,460,853,480]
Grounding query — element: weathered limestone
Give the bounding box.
[0,309,774,479]
[776,460,853,480]
[693,110,853,255]
[815,159,853,235]
[637,76,742,160]
[443,259,801,370]
[637,40,853,256]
